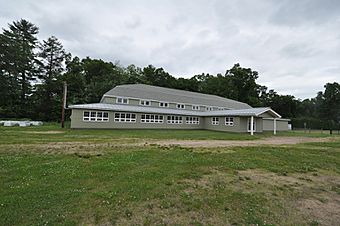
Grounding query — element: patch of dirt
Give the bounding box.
[23,130,65,134]
[0,140,147,155]
[180,168,340,225]
[296,194,340,226]
[115,199,227,226]
[237,169,305,188]
[152,136,335,148]
[2,136,337,155]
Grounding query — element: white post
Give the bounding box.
[250,116,254,135]
[273,118,277,135]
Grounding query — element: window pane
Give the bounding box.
[84,111,89,117]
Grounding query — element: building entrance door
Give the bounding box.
[247,118,256,132]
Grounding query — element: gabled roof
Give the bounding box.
[201,107,281,118]
[69,103,281,118]
[103,84,251,109]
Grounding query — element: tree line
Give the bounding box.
[1,19,339,129]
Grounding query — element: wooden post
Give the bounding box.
[273,118,277,135]
[250,116,254,136]
[61,82,67,128]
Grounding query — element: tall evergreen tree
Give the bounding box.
[0,19,39,112]
[33,36,68,120]
[38,36,68,81]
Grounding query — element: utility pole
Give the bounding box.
[61,82,67,128]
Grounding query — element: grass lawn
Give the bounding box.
[0,124,339,225]
[0,123,264,145]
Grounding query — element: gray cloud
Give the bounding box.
[0,0,339,99]
[270,0,340,26]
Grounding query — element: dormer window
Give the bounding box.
[116,97,128,104]
[192,105,200,110]
[176,104,185,109]
[140,100,151,106]
[159,102,169,107]
[206,106,214,111]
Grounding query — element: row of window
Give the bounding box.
[83,111,109,121]
[212,117,234,126]
[141,114,164,123]
[114,113,136,122]
[83,112,202,125]
[83,111,233,126]
[116,97,227,111]
[186,116,200,124]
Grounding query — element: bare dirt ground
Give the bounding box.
[151,136,336,148]
[114,168,340,226]
[1,137,337,155]
[23,130,65,134]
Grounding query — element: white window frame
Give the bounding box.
[140,99,151,106]
[141,114,164,123]
[212,117,219,125]
[206,106,214,111]
[167,115,183,124]
[114,112,136,123]
[176,104,185,109]
[192,105,200,111]
[225,117,234,126]
[116,97,129,104]
[186,116,199,124]
[159,102,169,108]
[83,111,109,122]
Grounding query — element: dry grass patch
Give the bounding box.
[153,136,335,148]
[0,140,147,155]
[178,168,340,226]
[114,199,227,226]
[22,130,65,134]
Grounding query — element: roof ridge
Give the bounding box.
[116,84,248,105]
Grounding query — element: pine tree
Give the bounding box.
[34,36,68,120]
[0,19,39,115]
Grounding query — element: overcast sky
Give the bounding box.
[1,0,339,99]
